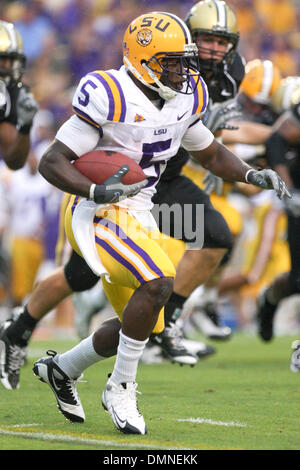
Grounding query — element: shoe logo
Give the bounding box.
[111,406,127,429]
[51,372,62,391]
[177,111,188,121]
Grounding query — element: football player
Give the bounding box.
[254,80,300,349]
[17,11,287,435]
[150,0,245,352]
[0,20,38,170]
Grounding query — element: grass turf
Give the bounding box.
[0,333,300,451]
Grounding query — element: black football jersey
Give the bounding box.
[160,52,245,181]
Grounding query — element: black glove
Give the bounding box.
[0,80,7,120]
[16,86,39,134]
[246,169,291,200]
[90,165,147,204]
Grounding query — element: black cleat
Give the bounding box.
[33,350,85,423]
[0,320,26,390]
[151,322,198,366]
[257,290,277,342]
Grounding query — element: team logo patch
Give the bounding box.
[136,28,152,47]
[134,114,145,122]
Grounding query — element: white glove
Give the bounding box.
[282,189,300,217]
[203,171,224,196]
[16,86,39,133]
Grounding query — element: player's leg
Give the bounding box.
[0,251,100,390]
[34,203,175,433]
[152,175,233,357]
[257,213,300,341]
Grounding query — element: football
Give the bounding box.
[73,150,146,185]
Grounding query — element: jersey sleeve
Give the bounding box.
[72,71,109,130]
[55,115,100,157]
[181,118,214,152]
[72,69,127,128]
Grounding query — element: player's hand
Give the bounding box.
[92,165,148,204]
[282,189,300,217]
[0,79,7,119]
[203,98,242,135]
[16,86,39,134]
[203,171,224,196]
[246,169,291,200]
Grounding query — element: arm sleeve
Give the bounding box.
[55,115,100,157]
[181,118,214,151]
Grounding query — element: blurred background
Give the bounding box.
[0,0,300,342]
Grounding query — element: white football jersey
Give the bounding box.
[56,65,214,210]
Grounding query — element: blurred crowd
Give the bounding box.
[0,0,300,338]
[0,0,299,130]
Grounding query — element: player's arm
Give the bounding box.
[222,120,272,145]
[0,121,30,170]
[39,118,146,204]
[39,139,91,196]
[0,84,38,170]
[189,138,290,199]
[190,138,251,182]
[264,109,300,188]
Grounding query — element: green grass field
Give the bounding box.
[0,333,300,451]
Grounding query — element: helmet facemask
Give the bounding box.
[144,48,201,97]
[192,29,238,76]
[0,52,25,84]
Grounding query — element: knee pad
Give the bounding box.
[64,250,100,292]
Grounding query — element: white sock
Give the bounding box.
[56,333,106,379]
[110,331,148,385]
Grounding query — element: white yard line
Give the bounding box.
[177,418,247,427]
[0,427,192,450]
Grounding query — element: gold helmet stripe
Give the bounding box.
[283,79,298,111]
[255,60,274,104]
[1,21,18,51]
[214,0,227,28]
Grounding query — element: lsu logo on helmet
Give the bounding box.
[136,29,152,47]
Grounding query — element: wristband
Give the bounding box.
[245,169,254,183]
[89,184,96,201]
[17,123,32,135]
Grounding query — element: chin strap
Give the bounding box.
[124,56,177,101]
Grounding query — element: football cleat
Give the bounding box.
[0,319,26,390]
[140,344,165,364]
[257,290,277,342]
[33,350,85,423]
[102,375,147,434]
[150,322,198,366]
[180,338,216,359]
[290,340,300,372]
[190,306,232,341]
